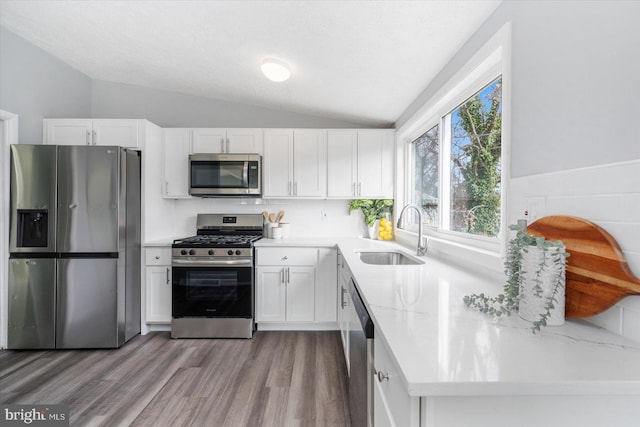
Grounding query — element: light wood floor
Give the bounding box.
[0,331,351,427]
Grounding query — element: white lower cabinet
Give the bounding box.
[145,247,172,323]
[255,247,337,325]
[373,337,420,427]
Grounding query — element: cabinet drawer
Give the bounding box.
[256,248,317,266]
[374,338,420,427]
[145,247,171,265]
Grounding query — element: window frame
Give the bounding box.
[396,24,511,258]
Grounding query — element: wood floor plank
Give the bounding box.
[0,331,351,427]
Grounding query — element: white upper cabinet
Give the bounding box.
[162,128,191,198]
[327,129,394,199]
[263,129,327,198]
[192,128,263,154]
[263,129,294,197]
[44,119,141,148]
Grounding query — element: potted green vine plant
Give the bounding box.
[463,225,569,333]
[348,199,394,239]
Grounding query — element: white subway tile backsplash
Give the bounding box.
[622,194,640,223]
[621,307,640,344]
[568,161,640,195]
[546,195,623,221]
[510,159,640,342]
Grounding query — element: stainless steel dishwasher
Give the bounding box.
[349,278,374,427]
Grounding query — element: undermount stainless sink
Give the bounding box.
[356,251,424,266]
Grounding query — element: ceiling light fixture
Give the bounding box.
[261,58,291,82]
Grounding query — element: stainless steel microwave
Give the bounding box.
[189,153,262,197]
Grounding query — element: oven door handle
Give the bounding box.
[172,258,254,267]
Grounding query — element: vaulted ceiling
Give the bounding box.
[0,0,502,126]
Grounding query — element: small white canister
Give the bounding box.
[265,222,277,238]
[271,226,283,239]
[279,222,290,239]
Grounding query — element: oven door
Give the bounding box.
[172,262,253,318]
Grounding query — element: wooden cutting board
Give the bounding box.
[527,215,640,318]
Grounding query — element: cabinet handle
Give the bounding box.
[341,286,347,308]
[92,130,97,145]
[288,181,292,196]
[294,182,298,196]
[86,130,91,145]
[376,370,389,382]
[286,267,290,283]
[226,139,230,153]
[281,268,284,284]
[352,182,355,196]
[282,256,288,260]
[220,138,225,152]
[166,268,170,284]
[155,255,160,260]
[358,182,362,196]
[165,181,169,195]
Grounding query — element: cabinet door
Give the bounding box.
[162,128,191,198]
[227,128,263,154]
[263,129,294,197]
[338,277,350,374]
[327,130,358,198]
[293,130,327,197]
[373,379,394,427]
[44,119,93,145]
[316,249,338,322]
[357,130,394,198]
[286,266,315,322]
[192,128,226,153]
[92,120,140,147]
[256,267,286,322]
[146,266,172,323]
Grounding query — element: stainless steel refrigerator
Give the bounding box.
[8,144,141,349]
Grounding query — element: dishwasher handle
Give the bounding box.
[350,278,374,338]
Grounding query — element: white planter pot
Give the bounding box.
[519,245,566,326]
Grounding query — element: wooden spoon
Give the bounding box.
[269,213,276,223]
[262,211,269,222]
[276,210,285,223]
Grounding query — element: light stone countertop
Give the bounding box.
[257,236,640,397]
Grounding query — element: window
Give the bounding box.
[409,76,503,239]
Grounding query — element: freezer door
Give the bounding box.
[56,258,119,348]
[57,146,120,253]
[8,258,56,349]
[9,145,57,253]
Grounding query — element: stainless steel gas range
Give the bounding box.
[171,214,263,339]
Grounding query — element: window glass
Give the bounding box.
[408,76,502,238]
[449,77,502,237]
[411,125,439,226]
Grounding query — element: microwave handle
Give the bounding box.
[243,161,249,187]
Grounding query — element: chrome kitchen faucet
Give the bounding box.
[396,204,428,256]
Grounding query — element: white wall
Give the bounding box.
[0,26,92,143]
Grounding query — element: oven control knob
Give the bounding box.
[189,249,196,256]
[235,250,242,256]
[208,250,214,256]
[227,250,234,256]
[181,250,187,255]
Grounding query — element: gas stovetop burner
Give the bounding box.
[172,234,262,248]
